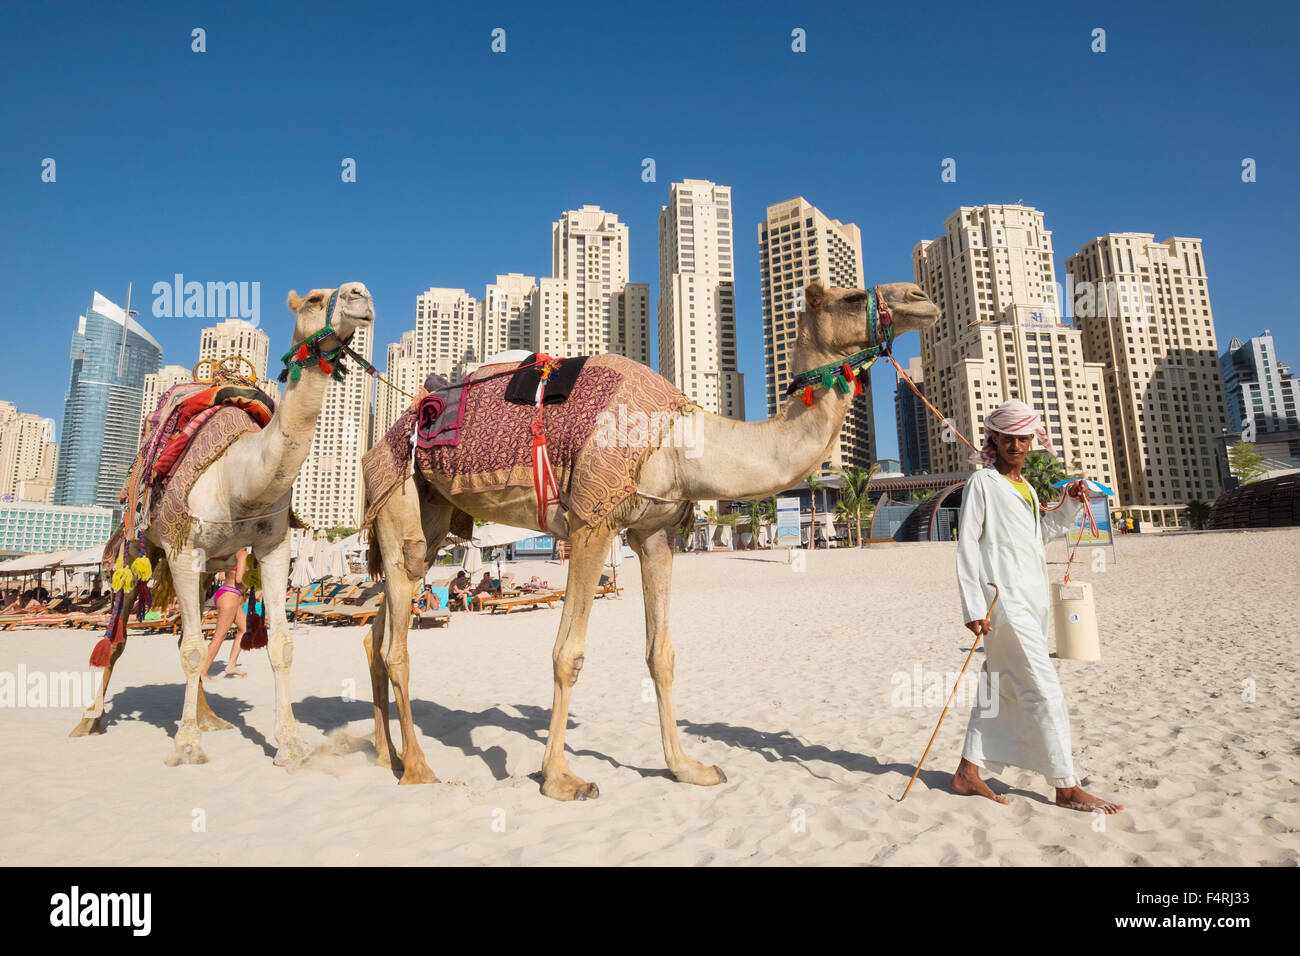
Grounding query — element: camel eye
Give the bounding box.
[843,292,868,305]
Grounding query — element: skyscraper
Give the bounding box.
[0,402,58,504]
[199,318,270,381]
[659,180,742,417]
[759,197,870,472]
[546,205,649,363]
[290,323,374,530]
[894,357,931,475]
[1066,233,1229,526]
[54,292,162,509]
[913,205,1116,496]
[1220,332,1300,439]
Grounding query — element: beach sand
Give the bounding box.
[2,528,1298,866]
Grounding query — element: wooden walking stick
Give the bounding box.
[899,582,1000,801]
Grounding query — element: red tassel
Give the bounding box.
[318,358,333,375]
[296,344,308,361]
[89,637,113,668]
[802,385,814,407]
[853,376,864,396]
[841,363,853,380]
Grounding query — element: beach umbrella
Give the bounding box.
[1052,478,1114,496]
[471,523,535,548]
[290,557,315,613]
[461,543,482,575]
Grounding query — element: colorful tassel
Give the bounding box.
[841,363,853,380]
[318,358,333,375]
[853,375,864,396]
[89,637,113,668]
[131,556,151,581]
[296,344,309,361]
[821,370,834,388]
[290,364,302,382]
[802,385,814,407]
[834,375,850,394]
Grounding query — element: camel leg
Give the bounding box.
[375,482,450,784]
[69,600,133,738]
[539,522,614,802]
[363,608,401,771]
[164,558,208,766]
[258,533,308,766]
[628,526,726,787]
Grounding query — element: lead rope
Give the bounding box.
[530,354,562,530]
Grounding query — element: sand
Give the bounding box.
[2,529,1298,866]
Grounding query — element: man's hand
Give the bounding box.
[1065,479,1089,502]
[965,618,991,636]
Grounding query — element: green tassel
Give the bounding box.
[290,364,302,382]
[834,375,850,394]
[821,370,833,388]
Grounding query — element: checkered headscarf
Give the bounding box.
[972,399,1055,466]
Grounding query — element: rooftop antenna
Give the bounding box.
[115,282,138,378]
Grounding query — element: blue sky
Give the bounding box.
[2,0,1297,462]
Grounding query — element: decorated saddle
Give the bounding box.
[362,353,695,533]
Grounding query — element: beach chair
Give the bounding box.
[483,589,565,614]
[594,574,623,599]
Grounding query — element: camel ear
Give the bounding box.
[287,291,302,313]
[804,282,825,312]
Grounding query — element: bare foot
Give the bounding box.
[952,758,1008,805]
[1056,785,1124,814]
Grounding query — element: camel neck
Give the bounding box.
[236,365,333,507]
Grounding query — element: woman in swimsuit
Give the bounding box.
[200,548,250,681]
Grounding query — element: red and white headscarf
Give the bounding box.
[973,399,1055,466]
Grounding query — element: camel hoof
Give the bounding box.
[540,773,600,802]
[375,749,401,770]
[273,738,309,767]
[164,743,209,766]
[673,763,728,787]
[398,764,439,785]
[69,715,105,738]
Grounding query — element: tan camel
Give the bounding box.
[364,282,939,798]
[70,283,376,769]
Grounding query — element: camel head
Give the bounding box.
[285,281,375,347]
[801,282,940,355]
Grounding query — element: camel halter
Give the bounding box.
[278,290,374,384]
[785,286,895,407]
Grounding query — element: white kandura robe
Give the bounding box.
[956,466,1084,787]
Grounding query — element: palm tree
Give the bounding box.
[806,473,823,550]
[911,488,936,504]
[748,496,777,549]
[837,464,879,546]
[1022,451,1068,504]
[1185,500,1212,530]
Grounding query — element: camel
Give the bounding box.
[364,282,940,799]
[70,283,376,768]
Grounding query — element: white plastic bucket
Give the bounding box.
[1052,581,1100,660]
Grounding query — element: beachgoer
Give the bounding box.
[200,549,250,681]
[449,571,472,611]
[953,400,1124,814]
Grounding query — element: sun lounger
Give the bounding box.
[483,589,565,614]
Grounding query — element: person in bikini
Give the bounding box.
[200,549,251,681]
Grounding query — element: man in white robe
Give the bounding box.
[953,400,1123,814]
